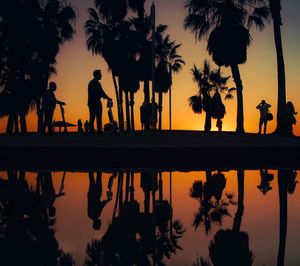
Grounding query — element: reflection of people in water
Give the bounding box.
[257,169,274,195]
[37,172,65,218]
[88,172,112,230]
[286,170,298,194]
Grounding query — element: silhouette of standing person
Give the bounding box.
[87,172,111,230]
[286,101,297,136]
[88,70,111,135]
[77,119,83,133]
[256,100,271,134]
[42,82,65,136]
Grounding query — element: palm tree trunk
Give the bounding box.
[144,80,150,104]
[277,170,287,266]
[130,91,135,131]
[112,73,124,131]
[36,99,43,133]
[158,92,163,130]
[204,110,212,132]
[118,77,125,130]
[233,170,245,232]
[158,172,163,201]
[169,67,173,131]
[6,112,16,134]
[125,91,131,130]
[271,10,287,135]
[14,116,19,133]
[230,64,245,134]
[19,112,27,133]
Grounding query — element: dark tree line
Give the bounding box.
[0,0,76,134]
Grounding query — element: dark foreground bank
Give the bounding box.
[0,131,299,170]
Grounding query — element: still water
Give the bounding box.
[0,169,299,266]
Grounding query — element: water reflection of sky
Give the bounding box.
[0,170,299,265]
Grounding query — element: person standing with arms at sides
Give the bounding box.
[88,70,112,135]
[42,82,65,136]
[256,100,271,134]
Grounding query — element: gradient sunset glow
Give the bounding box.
[1,0,299,135]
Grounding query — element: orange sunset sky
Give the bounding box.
[0,0,299,135]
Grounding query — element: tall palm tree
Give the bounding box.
[269,0,287,135]
[85,0,128,131]
[184,0,269,133]
[155,35,185,130]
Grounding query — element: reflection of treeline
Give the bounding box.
[85,171,185,266]
[191,169,298,266]
[0,171,73,265]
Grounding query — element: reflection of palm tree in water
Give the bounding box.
[277,170,297,266]
[85,171,185,266]
[190,171,233,233]
[257,169,274,195]
[194,170,254,266]
[0,171,73,265]
[88,171,112,230]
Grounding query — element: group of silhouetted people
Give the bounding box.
[256,99,297,135]
[41,70,298,136]
[41,69,112,136]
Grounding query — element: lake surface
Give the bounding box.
[0,169,299,266]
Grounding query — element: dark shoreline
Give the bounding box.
[1,131,300,171]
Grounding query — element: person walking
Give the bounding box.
[42,82,65,136]
[256,100,271,134]
[88,70,111,135]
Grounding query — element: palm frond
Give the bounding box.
[189,95,203,114]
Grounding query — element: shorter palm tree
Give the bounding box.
[155,35,185,130]
[188,61,232,132]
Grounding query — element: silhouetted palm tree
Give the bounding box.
[184,0,269,133]
[155,35,185,130]
[85,0,128,131]
[193,170,254,266]
[189,61,231,132]
[269,0,287,135]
